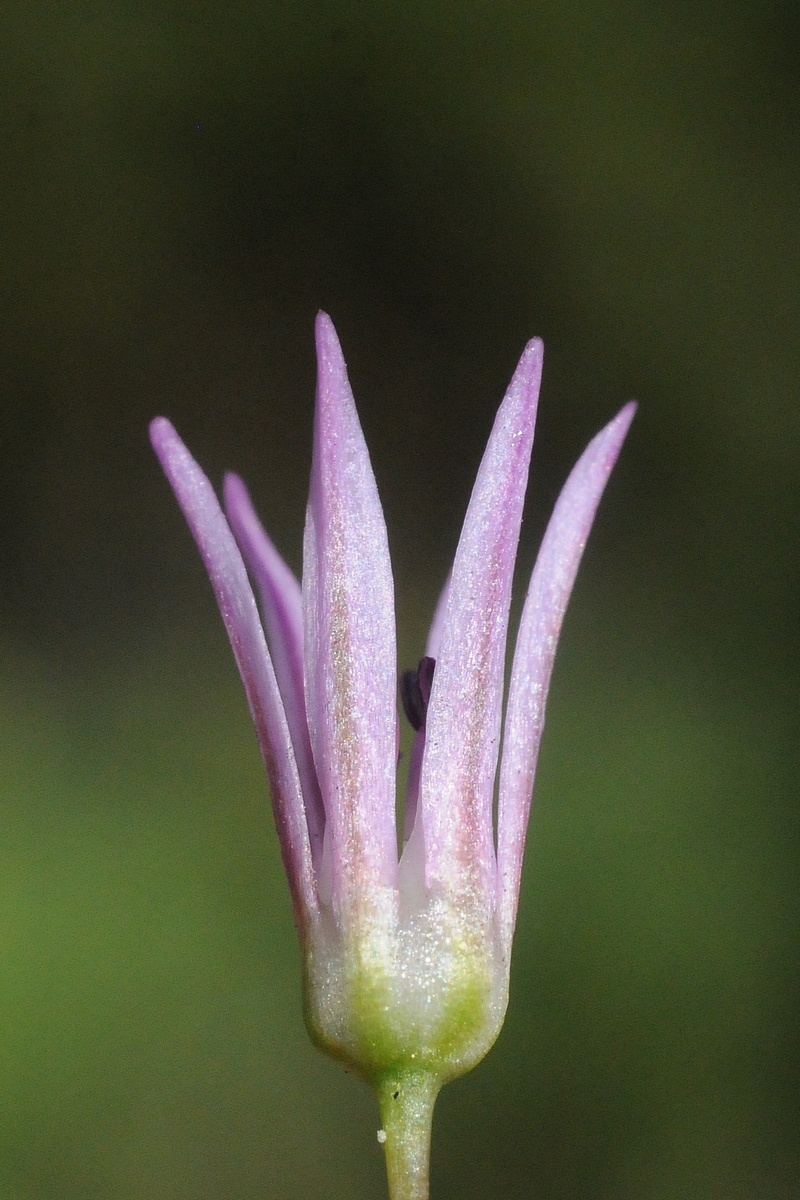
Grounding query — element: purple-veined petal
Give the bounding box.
[418,339,543,903]
[302,313,398,919]
[223,472,325,869]
[497,401,636,954]
[149,417,317,930]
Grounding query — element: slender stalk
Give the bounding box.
[377,1073,440,1200]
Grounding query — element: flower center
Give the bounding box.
[399,656,436,731]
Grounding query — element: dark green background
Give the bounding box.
[0,2,797,1197]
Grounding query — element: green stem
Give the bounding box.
[377,1072,440,1200]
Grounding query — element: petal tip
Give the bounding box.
[313,312,354,432]
[222,470,247,508]
[314,311,342,364]
[508,336,544,411]
[617,399,638,428]
[149,415,174,450]
[599,400,637,458]
[520,336,544,376]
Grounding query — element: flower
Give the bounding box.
[150,313,635,1200]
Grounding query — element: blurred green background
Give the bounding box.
[0,1,797,1197]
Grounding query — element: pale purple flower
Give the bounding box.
[150,314,634,1199]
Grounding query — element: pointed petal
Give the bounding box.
[223,473,326,868]
[302,313,398,920]
[399,577,451,855]
[425,573,451,659]
[419,339,543,904]
[149,418,317,929]
[497,402,636,953]
[403,727,426,845]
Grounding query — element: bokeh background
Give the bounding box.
[1,2,798,1197]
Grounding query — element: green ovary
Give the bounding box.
[302,904,508,1088]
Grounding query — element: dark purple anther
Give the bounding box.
[400,656,436,731]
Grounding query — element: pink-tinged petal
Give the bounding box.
[149,418,317,931]
[302,313,398,918]
[223,472,325,868]
[399,656,436,846]
[497,401,636,953]
[397,577,449,855]
[419,339,544,903]
[403,729,426,846]
[425,573,451,659]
